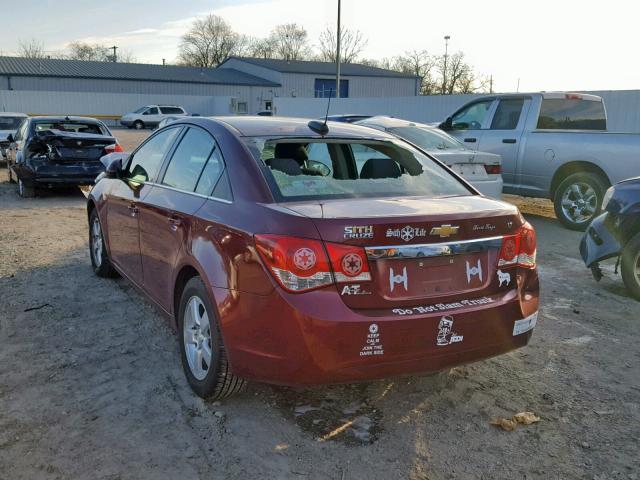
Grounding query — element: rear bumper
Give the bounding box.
[471,176,503,199]
[213,268,539,386]
[16,162,104,187]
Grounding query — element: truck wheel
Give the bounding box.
[178,277,246,399]
[621,233,640,301]
[89,209,118,278]
[17,178,35,198]
[133,120,145,130]
[554,172,608,231]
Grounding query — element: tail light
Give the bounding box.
[254,234,371,293]
[498,222,537,268]
[325,243,371,283]
[104,143,124,154]
[484,164,501,175]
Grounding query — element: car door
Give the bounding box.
[476,97,530,192]
[138,126,224,311]
[105,126,182,286]
[143,107,160,127]
[7,119,29,170]
[447,99,495,150]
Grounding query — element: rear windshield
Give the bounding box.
[387,126,465,151]
[33,121,108,135]
[243,137,472,201]
[0,116,25,130]
[537,98,606,130]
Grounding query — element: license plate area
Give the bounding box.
[452,163,488,179]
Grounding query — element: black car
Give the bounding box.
[580,177,640,299]
[5,116,121,197]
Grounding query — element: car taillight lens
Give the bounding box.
[498,222,537,268]
[104,143,124,153]
[254,235,372,293]
[484,164,501,175]
[255,234,333,292]
[325,243,371,283]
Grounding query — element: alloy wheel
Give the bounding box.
[91,217,103,267]
[183,296,213,381]
[560,182,597,224]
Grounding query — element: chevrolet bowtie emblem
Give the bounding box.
[430,224,460,237]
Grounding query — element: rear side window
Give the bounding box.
[491,99,524,130]
[160,107,184,114]
[243,138,471,201]
[145,107,159,115]
[162,128,215,192]
[537,98,606,130]
[0,116,25,130]
[33,121,107,135]
[126,127,180,183]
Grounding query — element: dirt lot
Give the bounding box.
[1,130,639,479]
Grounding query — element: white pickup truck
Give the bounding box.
[440,92,640,230]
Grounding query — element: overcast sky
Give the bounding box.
[0,0,637,93]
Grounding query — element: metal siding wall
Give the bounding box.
[275,73,415,98]
[274,90,640,133]
[218,59,282,84]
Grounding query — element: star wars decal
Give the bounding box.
[386,225,427,242]
[344,225,374,239]
[436,316,464,346]
[497,269,511,287]
[342,253,363,276]
[392,296,494,316]
[389,266,408,292]
[466,259,483,284]
[360,323,384,357]
[340,284,372,296]
[293,248,316,270]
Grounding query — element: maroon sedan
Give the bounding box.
[87,116,539,399]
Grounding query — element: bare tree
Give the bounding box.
[178,14,245,67]
[270,23,310,60]
[438,52,475,94]
[245,36,278,59]
[392,49,438,95]
[317,26,367,63]
[66,41,110,61]
[18,39,46,59]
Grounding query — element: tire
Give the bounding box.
[554,172,608,231]
[17,178,35,198]
[178,277,246,399]
[7,163,15,183]
[133,120,145,130]
[89,209,118,278]
[621,233,640,301]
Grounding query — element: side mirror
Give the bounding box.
[101,152,128,179]
[439,117,453,131]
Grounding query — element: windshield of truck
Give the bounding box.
[243,137,472,201]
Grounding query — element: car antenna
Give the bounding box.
[308,88,332,136]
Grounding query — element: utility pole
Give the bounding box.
[110,45,118,63]
[489,75,493,93]
[335,0,342,99]
[442,35,450,95]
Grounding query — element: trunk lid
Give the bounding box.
[279,195,521,310]
[432,150,501,181]
[35,130,116,162]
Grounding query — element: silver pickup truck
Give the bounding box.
[440,92,640,230]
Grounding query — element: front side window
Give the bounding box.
[126,127,180,183]
[388,126,465,151]
[451,100,492,130]
[537,98,606,130]
[491,99,524,130]
[243,138,471,201]
[162,127,215,192]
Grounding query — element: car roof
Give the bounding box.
[201,116,395,139]
[29,116,104,123]
[0,112,27,117]
[358,116,433,130]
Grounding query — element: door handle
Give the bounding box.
[502,138,517,144]
[128,204,139,215]
[168,215,182,231]
[464,138,477,143]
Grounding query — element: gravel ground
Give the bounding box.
[0,132,639,479]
